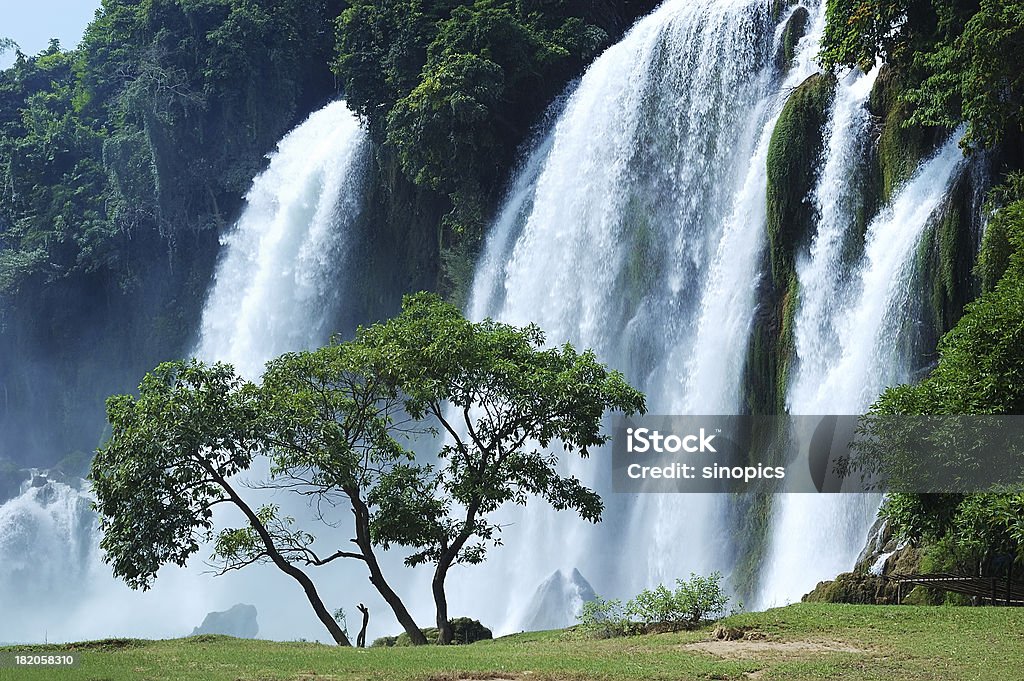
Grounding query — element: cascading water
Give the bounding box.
[461,0,829,632]
[0,101,372,643]
[196,101,369,377]
[757,129,966,606]
[0,476,95,642]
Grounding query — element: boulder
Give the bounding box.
[190,603,259,638]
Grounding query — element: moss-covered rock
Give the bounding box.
[976,173,1024,293]
[778,7,811,70]
[868,66,945,206]
[766,72,836,286]
[914,169,982,354]
[745,73,834,417]
[802,572,898,605]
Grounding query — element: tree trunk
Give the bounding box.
[210,469,352,646]
[357,604,369,648]
[349,492,428,645]
[433,565,453,645]
[431,502,480,645]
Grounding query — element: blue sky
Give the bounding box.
[1,0,103,68]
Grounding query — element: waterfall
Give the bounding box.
[461,0,828,632]
[0,0,982,644]
[0,101,371,643]
[0,478,95,641]
[756,120,966,606]
[196,101,369,376]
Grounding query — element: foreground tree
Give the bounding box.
[90,356,429,645]
[91,293,644,645]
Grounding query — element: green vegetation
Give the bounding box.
[867,66,942,206]
[0,0,342,294]
[90,293,644,646]
[857,175,1024,581]
[3,604,1024,680]
[821,0,1024,149]
[576,572,731,638]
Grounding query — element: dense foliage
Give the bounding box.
[866,176,1024,576]
[821,0,1024,149]
[1,0,342,294]
[333,0,654,243]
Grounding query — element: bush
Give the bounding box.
[576,573,731,638]
[388,618,492,646]
[628,573,730,628]
[576,596,629,638]
[448,617,493,644]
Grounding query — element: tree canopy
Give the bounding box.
[352,292,646,643]
[821,0,1024,149]
[91,293,645,645]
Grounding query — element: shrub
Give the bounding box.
[448,617,493,644]
[577,573,731,638]
[390,618,492,646]
[576,596,629,638]
[627,572,730,628]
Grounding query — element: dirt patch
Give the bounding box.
[685,639,863,660]
[426,676,520,681]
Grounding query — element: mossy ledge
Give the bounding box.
[766,72,836,287]
[746,71,835,419]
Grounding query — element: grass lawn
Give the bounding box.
[1,603,1022,681]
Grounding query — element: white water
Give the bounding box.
[462,0,828,633]
[757,126,966,607]
[0,102,372,644]
[0,475,215,643]
[196,101,368,377]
